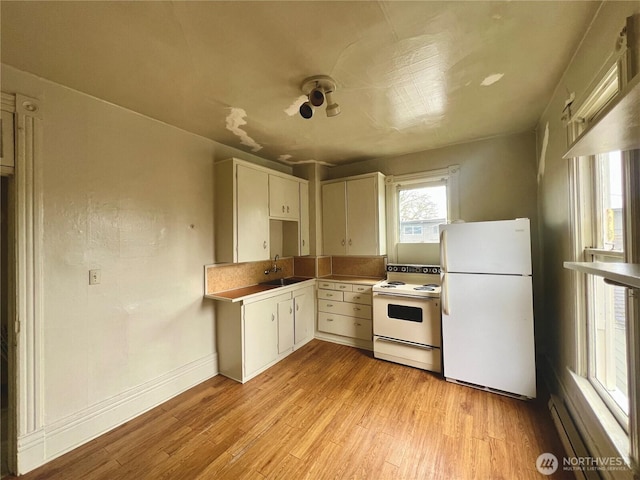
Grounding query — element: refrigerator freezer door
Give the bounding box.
[441,272,536,398]
[440,219,532,275]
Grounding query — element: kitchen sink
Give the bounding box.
[259,276,310,287]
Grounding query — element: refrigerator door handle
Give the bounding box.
[440,229,448,272]
[442,273,450,315]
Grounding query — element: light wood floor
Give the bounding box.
[10,340,572,479]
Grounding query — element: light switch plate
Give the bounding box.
[89,269,101,285]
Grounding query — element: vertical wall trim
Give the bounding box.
[13,94,45,473]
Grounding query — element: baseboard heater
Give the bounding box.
[548,394,600,480]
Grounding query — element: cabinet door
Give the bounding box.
[346,177,378,255]
[277,299,294,354]
[294,286,314,345]
[270,175,299,220]
[299,182,310,255]
[322,182,346,255]
[237,164,270,262]
[244,298,278,377]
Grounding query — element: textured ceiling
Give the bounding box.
[1,1,600,166]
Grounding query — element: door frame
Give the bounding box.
[1,91,44,475]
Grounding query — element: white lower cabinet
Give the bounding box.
[216,282,316,383]
[316,281,373,347]
[294,286,314,346]
[277,299,295,354]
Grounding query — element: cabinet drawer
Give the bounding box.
[334,282,353,292]
[353,285,372,294]
[318,299,371,319]
[317,289,344,301]
[318,281,335,290]
[343,292,372,305]
[318,312,372,340]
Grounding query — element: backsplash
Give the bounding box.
[331,256,386,277]
[317,257,331,277]
[206,258,294,293]
[205,255,387,294]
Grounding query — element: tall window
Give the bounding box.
[571,65,630,430]
[586,151,629,424]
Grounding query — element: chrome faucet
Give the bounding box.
[264,254,282,275]
[272,254,282,273]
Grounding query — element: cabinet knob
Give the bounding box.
[290,307,293,314]
[341,239,345,246]
[263,241,267,249]
[271,314,275,321]
[302,239,305,246]
[282,205,285,213]
[296,304,299,312]
[286,206,290,213]
[348,239,352,246]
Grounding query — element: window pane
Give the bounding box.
[591,275,628,415]
[596,151,624,251]
[398,185,447,243]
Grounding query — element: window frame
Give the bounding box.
[385,165,459,264]
[569,65,631,428]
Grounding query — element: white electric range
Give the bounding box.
[372,264,442,373]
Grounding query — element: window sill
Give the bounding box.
[564,261,640,289]
[565,368,634,478]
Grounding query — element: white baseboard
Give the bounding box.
[17,353,218,475]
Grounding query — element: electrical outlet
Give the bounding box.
[89,269,101,285]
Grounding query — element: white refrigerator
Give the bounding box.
[439,218,536,399]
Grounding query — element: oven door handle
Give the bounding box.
[373,292,439,301]
[376,336,435,351]
[442,273,450,316]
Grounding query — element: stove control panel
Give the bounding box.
[386,264,441,275]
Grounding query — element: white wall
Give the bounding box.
[1,65,283,471]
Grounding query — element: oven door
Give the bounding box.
[373,293,441,347]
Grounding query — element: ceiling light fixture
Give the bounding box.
[299,75,340,119]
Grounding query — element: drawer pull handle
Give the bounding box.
[339,286,346,289]
[327,294,333,297]
[327,318,334,322]
[355,322,361,326]
[354,307,360,311]
[326,304,334,307]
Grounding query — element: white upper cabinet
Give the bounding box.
[215,158,309,263]
[322,181,347,255]
[322,173,386,256]
[236,164,270,262]
[269,174,300,220]
[299,182,310,256]
[215,159,270,263]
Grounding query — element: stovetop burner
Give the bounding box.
[387,281,405,285]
